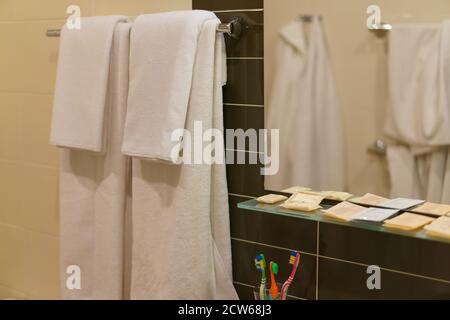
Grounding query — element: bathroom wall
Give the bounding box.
[265,0,450,197]
[0,0,191,300]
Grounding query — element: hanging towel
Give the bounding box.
[50,15,128,152]
[122,10,217,162]
[265,17,345,191]
[128,13,237,300]
[385,23,450,149]
[58,22,131,299]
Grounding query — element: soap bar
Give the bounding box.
[350,193,390,206]
[280,193,324,212]
[256,194,288,204]
[282,186,312,194]
[352,208,399,223]
[383,213,434,231]
[411,202,450,217]
[323,202,366,221]
[424,216,450,239]
[378,198,425,210]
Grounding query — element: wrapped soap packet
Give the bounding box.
[352,208,399,223]
[378,198,425,210]
[281,186,312,194]
[411,202,450,217]
[424,216,450,239]
[323,201,366,222]
[350,193,390,206]
[383,213,435,231]
[321,191,354,201]
[256,194,288,204]
[280,193,324,212]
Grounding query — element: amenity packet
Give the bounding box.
[424,216,450,239]
[383,213,435,231]
[378,198,425,210]
[281,186,312,194]
[411,202,450,217]
[352,208,399,223]
[280,193,324,212]
[256,194,288,204]
[323,202,366,221]
[350,193,390,206]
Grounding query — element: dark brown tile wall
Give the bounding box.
[193,0,450,300]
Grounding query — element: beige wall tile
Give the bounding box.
[0,224,30,292]
[0,0,93,21]
[0,161,21,223]
[0,161,59,236]
[0,94,21,161]
[20,165,59,236]
[93,0,191,16]
[0,93,58,166]
[0,20,64,93]
[24,231,60,299]
[20,94,58,167]
[0,224,60,299]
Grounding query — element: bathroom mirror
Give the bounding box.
[264,0,450,204]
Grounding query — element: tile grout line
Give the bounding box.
[318,255,450,285]
[0,221,59,239]
[231,237,317,257]
[227,57,264,60]
[226,148,264,155]
[213,9,264,13]
[0,158,58,170]
[315,222,320,300]
[223,103,264,108]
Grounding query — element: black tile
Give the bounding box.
[193,0,263,10]
[319,223,450,282]
[215,11,264,57]
[229,195,317,254]
[226,150,265,197]
[233,283,256,300]
[224,105,264,131]
[224,105,264,152]
[224,59,264,105]
[318,258,450,300]
[231,239,317,300]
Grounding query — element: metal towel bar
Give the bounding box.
[46,17,243,39]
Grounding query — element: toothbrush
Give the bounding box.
[280,251,301,300]
[269,262,280,300]
[254,254,267,300]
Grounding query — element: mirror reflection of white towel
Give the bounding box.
[386,22,450,203]
[266,16,345,191]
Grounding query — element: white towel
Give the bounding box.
[59,22,131,300]
[265,17,345,191]
[50,15,128,152]
[385,23,450,149]
[129,16,237,300]
[122,10,217,162]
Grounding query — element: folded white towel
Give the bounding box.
[59,22,131,300]
[50,15,128,152]
[129,15,237,300]
[121,10,217,163]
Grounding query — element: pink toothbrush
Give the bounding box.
[280,251,300,300]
